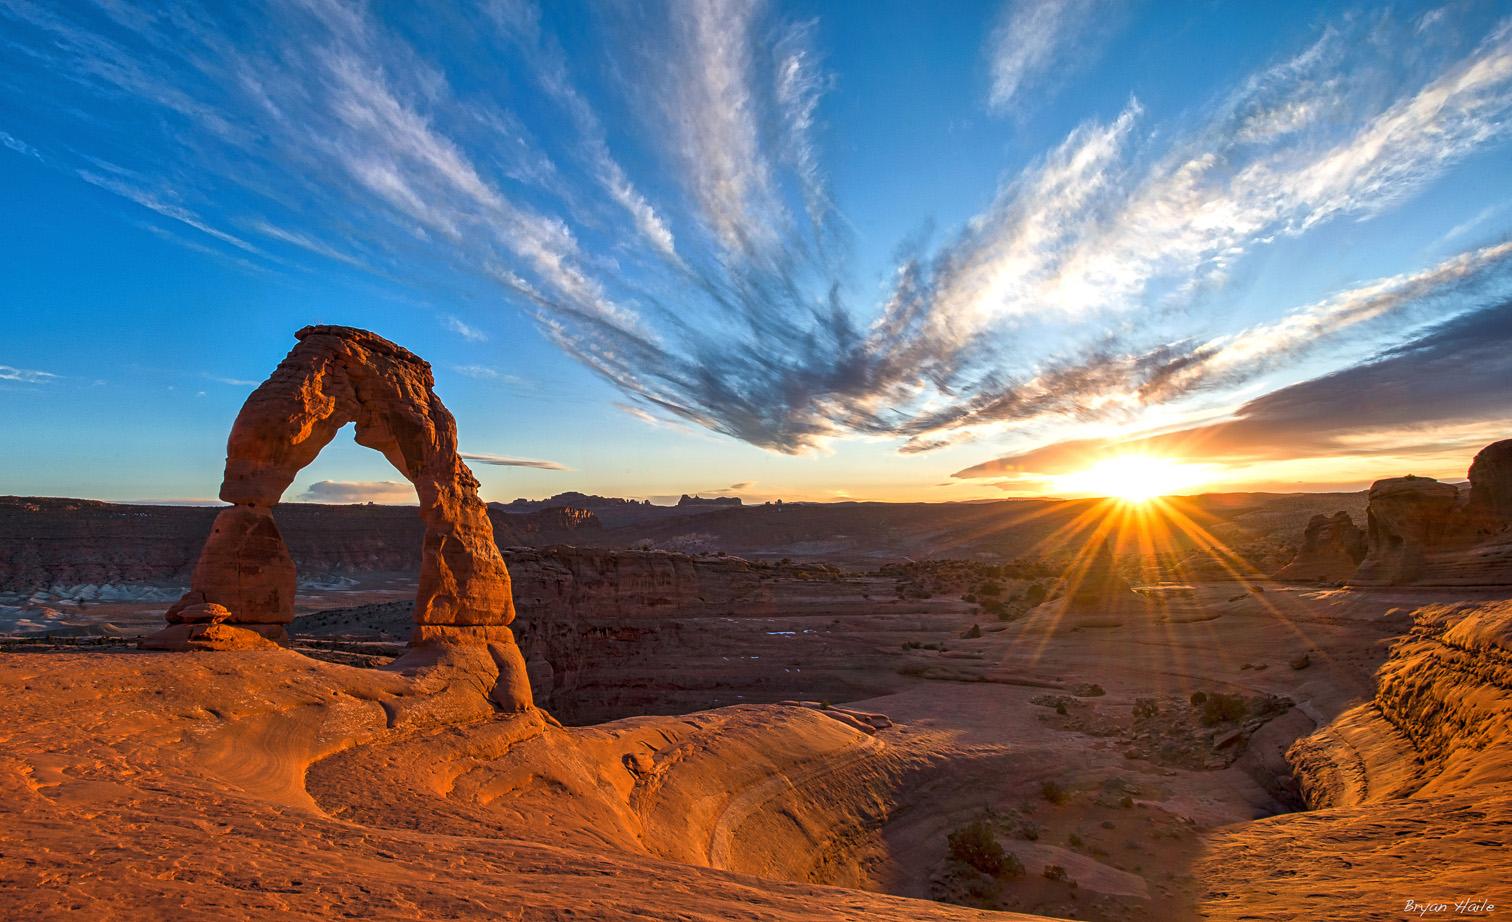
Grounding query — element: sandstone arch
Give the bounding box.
[145,325,531,708]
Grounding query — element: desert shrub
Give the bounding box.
[1024,582,1048,605]
[962,624,982,639]
[947,820,1018,876]
[1119,795,1134,809]
[1067,832,1083,848]
[1189,691,1208,705]
[976,580,1003,597]
[1040,780,1068,805]
[1199,692,1248,726]
[1132,698,1159,720]
[1043,864,1068,881]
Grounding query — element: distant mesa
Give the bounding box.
[501,491,653,512]
[677,494,742,507]
[141,325,532,710]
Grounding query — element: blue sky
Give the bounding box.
[2,0,1511,504]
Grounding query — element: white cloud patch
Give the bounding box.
[443,315,487,342]
[297,480,416,503]
[460,452,570,471]
[987,0,1108,113]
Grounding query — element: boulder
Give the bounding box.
[1274,511,1366,582]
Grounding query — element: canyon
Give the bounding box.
[0,326,1507,921]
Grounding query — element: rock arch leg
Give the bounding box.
[143,326,533,711]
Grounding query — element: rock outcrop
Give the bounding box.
[143,326,532,708]
[1288,600,1512,808]
[1274,511,1366,582]
[1351,439,1512,586]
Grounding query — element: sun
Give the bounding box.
[1052,453,1208,504]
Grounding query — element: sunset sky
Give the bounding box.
[3,0,1511,505]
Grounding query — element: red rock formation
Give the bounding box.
[1465,438,1512,537]
[1351,476,1462,585]
[1274,511,1367,582]
[144,326,531,708]
[1351,443,1512,586]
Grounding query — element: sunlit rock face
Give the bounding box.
[1466,439,1512,536]
[1352,439,1512,586]
[1288,600,1512,808]
[144,326,529,705]
[1275,511,1367,582]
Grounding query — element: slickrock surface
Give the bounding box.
[0,649,1033,922]
[1274,511,1367,582]
[1201,599,1511,920]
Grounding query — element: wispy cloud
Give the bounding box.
[987,0,1111,114]
[79,169,266,256]
[460,452,570,471]
[955,298,1512,482]
[203,374,259,387]
[0,365,57,383]
[442,315,487,342]
[7,2,1511,468]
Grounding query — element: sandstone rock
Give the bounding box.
[1352,476,1461,585]
[143,326,531,709]
[1465,438,1512,536]
[140,622,284,651]
[1274,511,1366,582]
[167,602,233,625]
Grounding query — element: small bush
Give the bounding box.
[1132,698,1159,720]
[1119,795,1134,809]
[1024,582,1048,605]
[1043,864,1068,881]
[1040,780,1068,805]
[1200,692,1248,726]
[947,820,1022,877]
[1067,832,1083,848]
[1189,691,1208,705]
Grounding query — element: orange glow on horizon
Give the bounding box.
[1050,453,1215,504]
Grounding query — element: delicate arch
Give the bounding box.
[148,326,529,706]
